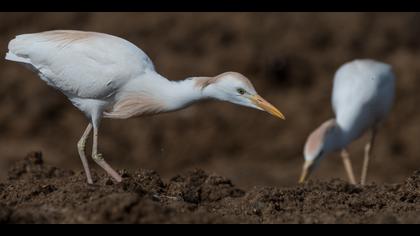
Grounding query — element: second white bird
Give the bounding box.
[300,59,396,185]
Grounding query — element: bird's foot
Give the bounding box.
[77,140,86,150]
[92,153,104,162]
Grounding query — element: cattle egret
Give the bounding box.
[5,30,285,184]
[299,59,395,185]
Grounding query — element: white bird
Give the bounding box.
[5,30,285,184]
[299,59,395,185]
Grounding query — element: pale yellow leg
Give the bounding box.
[341,149,357,185]
[91,127,122,182]
[361,129,377,186]
[77,123,93,184]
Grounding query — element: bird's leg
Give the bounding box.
[361,128,377,186]
[77,123,93,184]
[91,127,122,182]
[340,149,357,185]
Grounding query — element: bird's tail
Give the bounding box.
[5,51,31,64]
[5,34,36,64]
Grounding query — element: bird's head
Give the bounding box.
[200,72,285,120]
[299,119,339,183]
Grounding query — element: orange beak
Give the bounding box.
[250,94,285,120]
[299,160,314,183]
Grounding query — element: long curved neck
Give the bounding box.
[160,77,209,111]
[105,71,212,119]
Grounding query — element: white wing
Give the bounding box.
[332,59,395,137]
[6,30,155,99]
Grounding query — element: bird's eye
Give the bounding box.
[237,88,246,95]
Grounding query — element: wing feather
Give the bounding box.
[6,30,155,99]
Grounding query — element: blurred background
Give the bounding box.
[0,12,419,188]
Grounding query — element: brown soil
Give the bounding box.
[1,152,419,224]
[1,13,420,223]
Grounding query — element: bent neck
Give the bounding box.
[112,72,214,117]
[163,77,209,111]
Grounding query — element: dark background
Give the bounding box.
[0,12,419,189]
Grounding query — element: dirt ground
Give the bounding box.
[1,152,419,223]
[1,13,420,223]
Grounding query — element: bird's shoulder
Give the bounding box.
[9,30,155,70]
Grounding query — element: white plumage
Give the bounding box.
[300,59,395,185]
[6,30,285,184]
[332,60,395,141]
[7,31,154,114]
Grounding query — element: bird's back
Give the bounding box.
[5,30,155,99]
[332,59,395,139]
